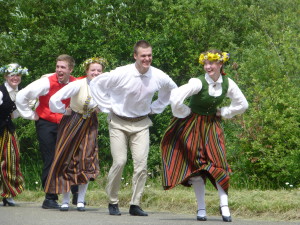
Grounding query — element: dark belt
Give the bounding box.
[114,113,148,122]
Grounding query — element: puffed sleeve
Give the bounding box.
[150,75,178,114]
[170,78,202,118]
[16,77,50,120]
[89,71,113,113]
[49,80,81,113]
[220,78,249,119]
[0,90,3,105]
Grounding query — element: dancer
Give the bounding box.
[16,55,77,209]
[0,63,28,206]
[45,57,106,211]
[160,49,248,222]
[90,40,177,216]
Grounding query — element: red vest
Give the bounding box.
[36,73,76,124]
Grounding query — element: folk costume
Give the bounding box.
[161,71,248,221]
[16,73,76,204]
[0,82,24,199]
[161,74,248,192]
[45,78,99,198]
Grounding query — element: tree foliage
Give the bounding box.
[0,0,299,189]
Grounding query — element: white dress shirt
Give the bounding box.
[16,76,51,120]
[90,63,177,117]
[170,73,249,118]
[0,82,20,118]
[50,78,97,113]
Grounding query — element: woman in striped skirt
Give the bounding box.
[0,63,29,206]
[44,57,107,211]
[160,50,248,222]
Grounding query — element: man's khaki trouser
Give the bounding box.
[105,113,152,206]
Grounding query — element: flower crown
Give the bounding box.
[81,57,108,70]
[199,52,230,65]
[0,64,29,76]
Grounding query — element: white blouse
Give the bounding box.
[170,74,249,119]
[90,63,177,117]
[49,78,97,113]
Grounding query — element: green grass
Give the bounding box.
[14,176,300,222]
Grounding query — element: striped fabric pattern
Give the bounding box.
[0,128,24,197]
[44,111,99,194]
[160,113,231,193]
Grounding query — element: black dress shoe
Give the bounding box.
[129,205,148,216]
[42,199,60,209]
[108,203,121,215]
[3,198,15,206]
[219,206,232,222]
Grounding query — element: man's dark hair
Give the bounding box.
[134,40,152,54]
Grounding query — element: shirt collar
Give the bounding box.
[133,63,151,78]
[4,81,18,92]
[205,73,223,84]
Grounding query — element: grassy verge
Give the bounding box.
[15,179,300,222]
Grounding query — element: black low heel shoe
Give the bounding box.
[196,209,207,221]
[3,198,15,206]
[219,206,232,222]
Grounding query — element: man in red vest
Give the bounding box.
[16,55,77,209]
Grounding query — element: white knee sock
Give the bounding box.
[78,183,88,204]
[216,182,230,216]
[62,191,71,205]
[190,176,206,217]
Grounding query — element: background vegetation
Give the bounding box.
[0,0,299,194]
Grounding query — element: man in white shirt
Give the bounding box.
[90,40,177,216]
[16,55,77,209]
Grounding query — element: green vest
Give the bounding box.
[189,75,229,115]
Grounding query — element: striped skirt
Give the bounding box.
[160,113,231,193]
[44,111,100,194]
[0,128,24,197]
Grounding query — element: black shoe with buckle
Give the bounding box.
[77,202,85,212]
[219,205,232,222]
[60,204,69,211]
[108,203,121,215]
[42,199,60,209]
[129,205,148,216]
[196,209,207,221]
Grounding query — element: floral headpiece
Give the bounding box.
[81,57,108,71]
[0,63,29,76]
[199,52,230,65]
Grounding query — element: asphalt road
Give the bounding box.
[0,201,298,225]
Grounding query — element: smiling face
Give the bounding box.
[55,60,73,83]
[86,63,103,80]
[134,47,152,74]
[5,74,22,89]
[203,60,223,81]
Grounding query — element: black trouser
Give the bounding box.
[35,118,78,200]
[35,118,59,200]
